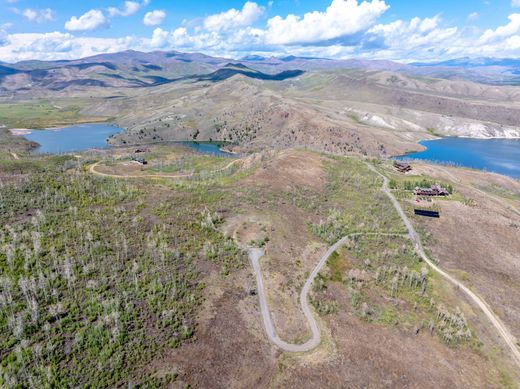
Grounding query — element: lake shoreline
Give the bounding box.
[22,123,122,154]
[14,123,236,158]
[396,137,520,180]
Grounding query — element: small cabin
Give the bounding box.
[394,161,412,173]
[413,184,449,196]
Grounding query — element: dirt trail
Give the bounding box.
[367,163,520,368]
[249,163,520,367]
[89,159,240,179]
[248,233,407,353]
[10,152,20,160]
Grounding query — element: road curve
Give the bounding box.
[366,163,520,368]
[249,237,348,352]
[249,232,407,353]
[89,159,240,179]
[250,163,520,366]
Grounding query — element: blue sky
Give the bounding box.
[1,0,520,62]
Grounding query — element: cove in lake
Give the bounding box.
[24,123,121,154]
[180,141,234,158]
[22,123,234,157]
[396,137,520,179]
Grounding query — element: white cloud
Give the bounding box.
[11,7,55,23]
[2,1,520,63]
[0,32,144,62]
[21,8,55,23]
[108,1,141,17]
[204,1,264,32]
[65,9,109,32]
[150,27,169,47]
[13,32,76,55]
[162,0,390,52]
[264,0,389,45]
[363,13,520,61]
[512,0,520,8]
[467,12,479,22]
[369,15,458,49]
[479,13,520,43]
[144,10,166,26]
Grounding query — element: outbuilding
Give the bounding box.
[394,161,412,173]
[413,184,449,196]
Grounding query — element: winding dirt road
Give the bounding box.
[248,233,407,353]
[366,163,520,368]
[248,238,348,352]
[89,159,240,179]
[88,154,520,366]
[249,163,520,369]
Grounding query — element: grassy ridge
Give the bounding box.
[0,101,107,129]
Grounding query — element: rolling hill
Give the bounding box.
[1,49,520,156]
[2,50,520,95]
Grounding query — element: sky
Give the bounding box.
[1,0,520,63]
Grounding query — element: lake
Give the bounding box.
[180,141,234,158]
[22,123,234,157]
[396,137,520,179]
[24,124,121,154]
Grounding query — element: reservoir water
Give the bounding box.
[24,123,121,154]
[180,141,234,158]
[26,125,518,178]
[396,137,520,179]
[22,124,234,157]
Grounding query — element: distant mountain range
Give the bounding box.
[412,57,520,68]
[196,63,304,82]
[0,51,310,92]
[0,50,519,94]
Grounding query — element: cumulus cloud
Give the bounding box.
[147,0,391,53]
[0,32,144,62]
[65,9,109,32]
[479,13,520,43]
[204,1,264,32]
[108,1,141,17]
[13,32,76,55]
[144,10,166,26]
[265,0,389,45]
[18,8,55,23]
[2,1,520,63]
[368,15,458,54]
[150,28,169,47]
[11,7,55,23]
